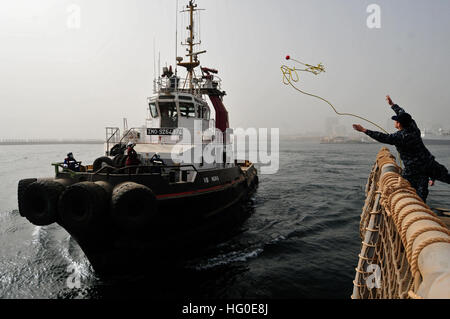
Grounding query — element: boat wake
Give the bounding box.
[190,248,264,270]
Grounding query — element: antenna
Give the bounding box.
[175,0,179,76]
[176,1,205,91]
[198,7,201,46]
[153,37,156,92]
[153,37,156,81]
[123,118,128,132]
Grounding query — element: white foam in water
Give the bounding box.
[59,235,92,280]
[270,235,286,243]
[190,235,285,271]
[194,248,264,270]
[31,226,43,245]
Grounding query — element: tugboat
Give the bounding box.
[17,0,258,277]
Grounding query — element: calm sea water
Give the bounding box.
[1,140,449,299]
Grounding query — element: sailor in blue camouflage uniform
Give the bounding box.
[353,95,450,202]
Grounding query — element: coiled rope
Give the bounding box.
[281,56,389,134]
[353,147,450,299]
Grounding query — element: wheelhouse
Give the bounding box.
[146,93,212,142]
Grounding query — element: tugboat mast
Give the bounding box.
[178,0,205,91]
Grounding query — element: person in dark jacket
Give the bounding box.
[64,152,79,171]
[353,95,450,202]
[125,142,141,166]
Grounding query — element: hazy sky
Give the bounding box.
[1,0,449,139]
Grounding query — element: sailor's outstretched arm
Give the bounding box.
[387,95,406,115]
[364,129,402,145]
[392,104,406,115]
[387,95,420,130]
[353,124,402,146]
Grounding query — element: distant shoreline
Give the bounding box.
[1,137,449,146]
[0,140,103,145]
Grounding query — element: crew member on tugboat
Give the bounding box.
[125,142,140,166]
[63,152,79,171]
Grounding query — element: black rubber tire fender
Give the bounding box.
[58,182,110,232]
[18,178,37,217]
[93,156,114,172]
[112,154,127,169]
[111,182,157,231]
[111,143,127,157]
[109,143,123,156]
[22,180,66,226]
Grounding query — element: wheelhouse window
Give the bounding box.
[159,102,178,127]
[149,102,159,118]
[179,102,196,118]
[202,106,210,120]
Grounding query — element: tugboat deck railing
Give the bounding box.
[52,161,198,176]
[93,164,198,175]
[154,76,225,97]
[119,127,146,144]
[106,127,120,155]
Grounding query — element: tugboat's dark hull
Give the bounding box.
[18,164,258,277]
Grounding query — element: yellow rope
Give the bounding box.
[354,148,450,298]
[281,56,389,134]
[410,237,450,275]
[281,56,405,168]
[405,226,450,264]
[408,290,424,299]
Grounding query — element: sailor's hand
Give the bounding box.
[353,124,367,133]
[386,95,394,106]
[429,179,435,187]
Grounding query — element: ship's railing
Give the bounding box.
[352,147,450,299]
[53,161,198,184]
[52,162,84,176]
[105,127,120,156]
[93,164,197,174]
[92,163,198,183]
[106,127,149,155]
[119,127,146,145]
[153,75,222,94]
